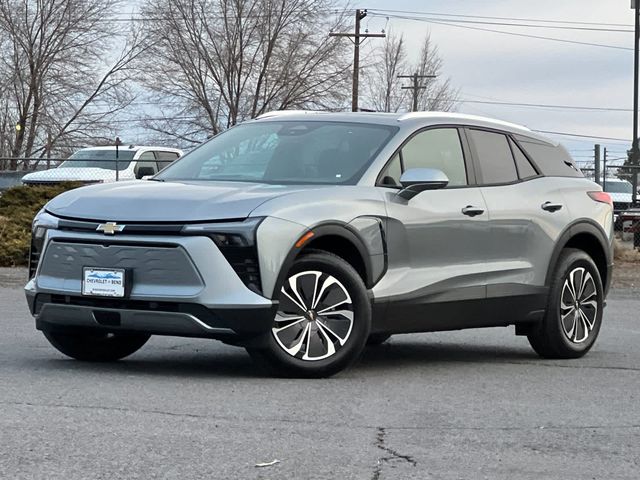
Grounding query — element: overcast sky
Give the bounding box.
[121,0,636,164]
[353,0,635,164]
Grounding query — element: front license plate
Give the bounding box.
[82,268,126,297]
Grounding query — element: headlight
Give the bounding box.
[181,217,264,294]
[29,210,59,279]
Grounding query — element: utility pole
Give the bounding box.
[330,9,385,112]
[398,73,437,112]
[594,144,601,185]
[631,0,640,204]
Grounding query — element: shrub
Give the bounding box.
[0,183,82,267]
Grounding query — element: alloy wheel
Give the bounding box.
[560,267,598,344]
[273,270,354,361]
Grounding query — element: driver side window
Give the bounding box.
[379,128,468,187]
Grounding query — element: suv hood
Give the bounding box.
[22,168,132,183]
[45,180,323,222]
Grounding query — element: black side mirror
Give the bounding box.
[398,168,449,200]
[136,166,156,179]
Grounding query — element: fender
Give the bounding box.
[544,218,613,290]
[270,220,387,300]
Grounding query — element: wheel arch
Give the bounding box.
[270,222,383,300]
[546,219,613,294]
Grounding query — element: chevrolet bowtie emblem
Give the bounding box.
[96,222,125,235]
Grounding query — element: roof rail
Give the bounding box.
[256,110,324,119]
[397,111,532,132]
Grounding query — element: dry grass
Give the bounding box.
[614,238,640,263]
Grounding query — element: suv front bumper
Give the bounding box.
[25,229,278,342]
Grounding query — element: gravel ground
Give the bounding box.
[1,267,639,479]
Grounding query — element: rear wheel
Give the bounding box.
[43,330,150,362]
[528,249,604,359]
[248,251,371,378]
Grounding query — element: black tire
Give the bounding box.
[528,248,604,359]
[247,251,371,378]
[43,330,150,362]
[367,333,391,346]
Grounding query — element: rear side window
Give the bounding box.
[468,129,518,184]
[516,137,583,178]
[156,151,180,170]
[509,138,538,179]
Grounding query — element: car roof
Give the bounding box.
[254,110,556,145]
[75,146,183,153]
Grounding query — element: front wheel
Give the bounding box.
[248,251,371,378]
[43,330,150,361]
[528,248,604,359]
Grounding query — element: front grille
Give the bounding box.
[37,240,204,297]
[51,218,263,294]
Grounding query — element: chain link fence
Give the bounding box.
[601,165,640,251]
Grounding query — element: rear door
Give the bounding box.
[467,128,571,298]
[377,127,491,330]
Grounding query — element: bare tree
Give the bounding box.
[0,0,143,167]
[363,32,458,113]
[137,0,351,145]
[364,33,407,113]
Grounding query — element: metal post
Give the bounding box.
[115,136,121,182]
[594,144,601,185]
[46,131,52,170]
[603,147,608,192]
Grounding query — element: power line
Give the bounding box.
[370,13,633,51]
[368,9,633,28]
[533,130,631,143]
[374,15,632,33]
[455,98,632,112]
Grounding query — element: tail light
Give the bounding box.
[587,191,613,207]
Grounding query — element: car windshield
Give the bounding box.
[604,181,633,194]
[59,149,136,171]
[156,121,399,184]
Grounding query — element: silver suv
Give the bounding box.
[25,112,614,377]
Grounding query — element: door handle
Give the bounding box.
[461,205,485,217]
[541,201,563,212]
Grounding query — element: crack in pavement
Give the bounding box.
[372,427,416,480]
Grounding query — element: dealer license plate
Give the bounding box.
[82,268,126,297]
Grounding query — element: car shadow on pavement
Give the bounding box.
[26,349,263,379]
[356,340,539,373]
[25,339,540,379]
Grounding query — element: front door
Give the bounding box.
[374,127,491,332]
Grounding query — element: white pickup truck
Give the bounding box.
[21,145,184,185]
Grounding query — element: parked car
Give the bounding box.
[21,146,183,185]
[600,178,634,214]
[26,112,614,377]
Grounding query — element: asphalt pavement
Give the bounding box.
[1,267,639,479]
